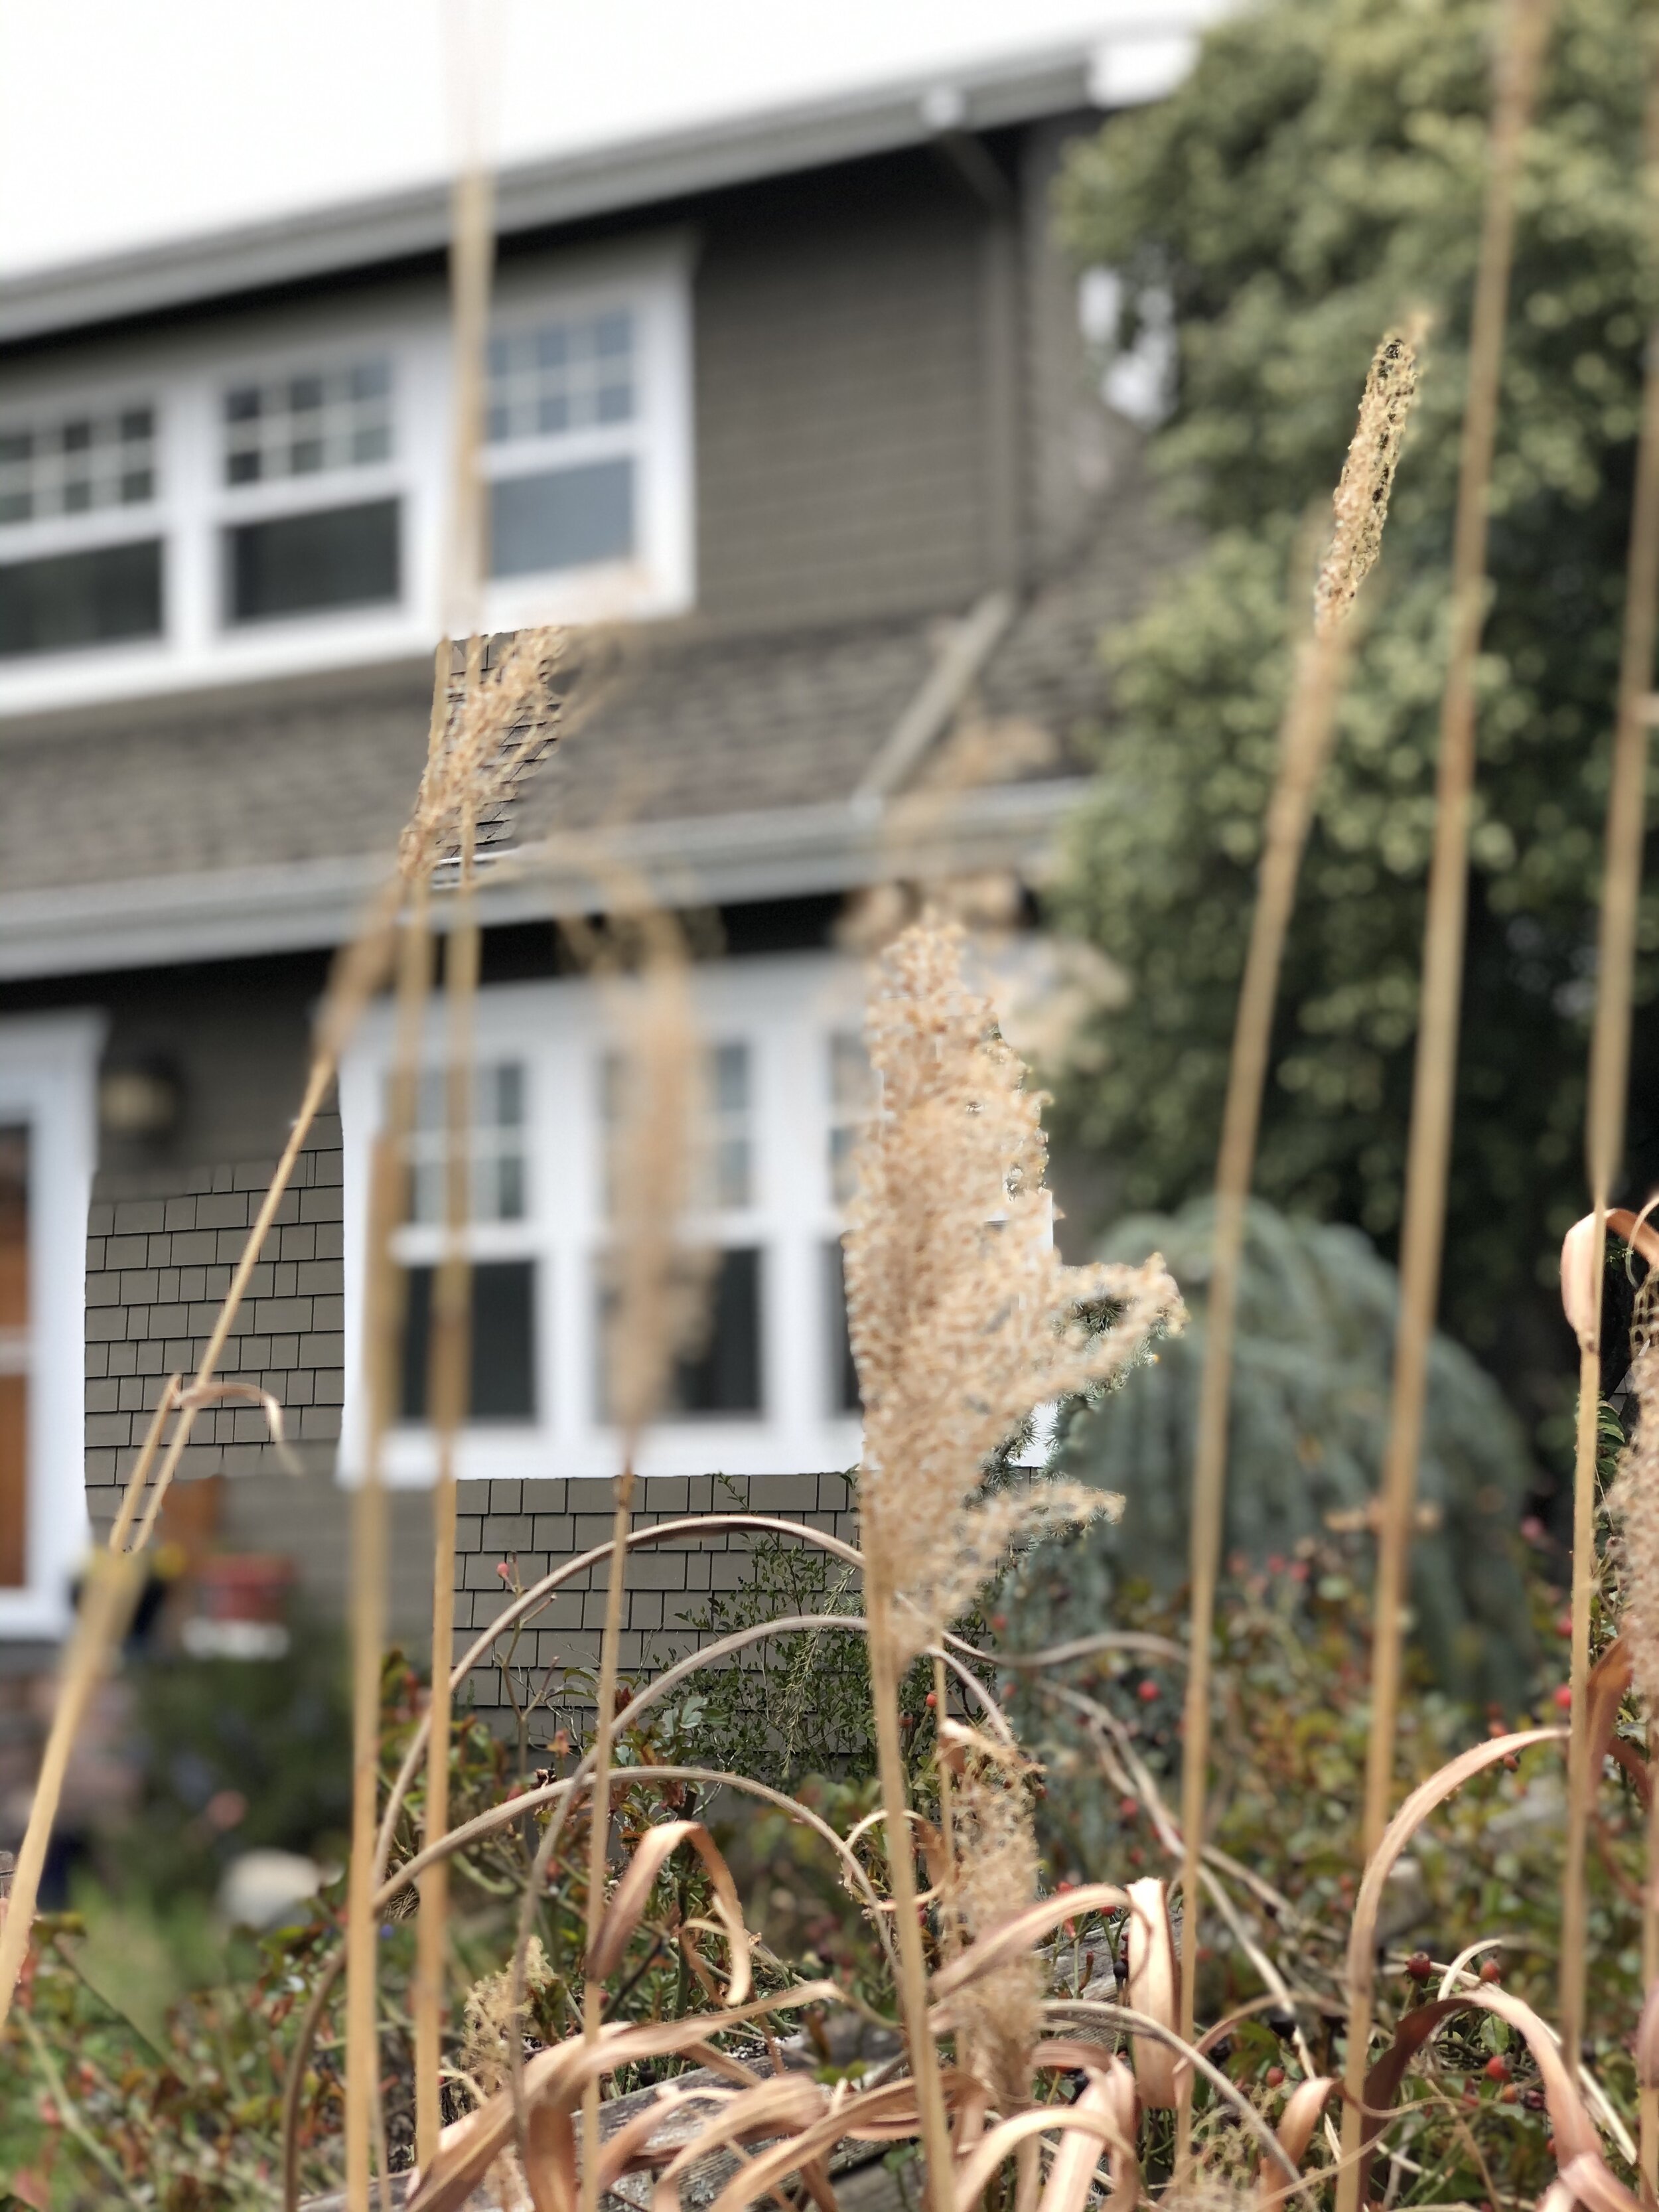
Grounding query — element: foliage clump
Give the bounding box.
[1048,1199,1536,1704]
[1048,0,1659,1465]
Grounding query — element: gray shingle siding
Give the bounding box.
[449,1471,858,1738]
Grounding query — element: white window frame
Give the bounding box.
[0,1011,103,1638]
[338,952,864,1489]
[0,233,695,718]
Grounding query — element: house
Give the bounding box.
[0,30,1193,1687]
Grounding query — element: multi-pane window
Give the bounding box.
[826,1032,871,1206]
[395,1061,536,1426]
[0,402,164,661]
[597,1040,762,1418]
[485,307,640,582]
[222,360,392,484]
[0,406,156,526]
[488,313,634,442]
[402,1061,528,1225]
[0,1126,28,1589]
[220,356,401,626]
[824,1033,871,1415]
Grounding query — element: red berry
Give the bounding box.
[1406,1951,1433,1984]
[991,1614,1007,1632]
[1556,1613,1573,1638]
[1118,1796,1140,1821]
[924,1690,937,1708]
[1484,2055,1510,2083]
[1137,1678,1159,1703]
[1502,1753,1519,1771]
[1265,2066,1285,2089]
[1479,1958,1503,1984]
[1554,1684,1574,1712]
[1501,2085,1519,2104]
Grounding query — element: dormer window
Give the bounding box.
[219,354,401,625]
[0,234,693,710]
[222,359,392,484]
[0,400,163,660]
[485,307,638,581]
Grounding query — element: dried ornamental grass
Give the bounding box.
[845,919,1184,1663]
[940,1723,1044,2112]
[1610,1268,1659,1718]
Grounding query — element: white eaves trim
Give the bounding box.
[0,778,1089,981]
[0,46,1100,344]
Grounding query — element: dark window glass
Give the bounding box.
[824,1240,860,1416]
[225,498,399,623]
[489,458,633,579]
[400,1258,536,1424]
[596,1247,763,1420]
[0,538,163,658]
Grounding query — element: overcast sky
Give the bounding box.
[0,0,1216,280]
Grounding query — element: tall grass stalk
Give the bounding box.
[415,874,479,2170]
[1564,45,1659,2134]
[414,10,496,2142]
[1173,323,1421,2168]
[1339,5,1553,2197]
[346,888,437,2212]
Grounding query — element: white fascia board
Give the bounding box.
[0,47,1100,348]
[0,780,1090,981]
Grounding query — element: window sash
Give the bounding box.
[340,956,862,1481]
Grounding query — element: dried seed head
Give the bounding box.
[1313,320,1426,636]
[598,915,707,1443]
[946,1728,1043,2107]
[400,627,569,886]
[844,921,1183,1659]
[1611,1270,1659,1715]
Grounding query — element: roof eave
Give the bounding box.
[0,46,1098,348]
[0,781,1089,981]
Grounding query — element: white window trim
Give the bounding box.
[0,1011,103,1637]
[0,232,696,719]
[338,952,864,1490]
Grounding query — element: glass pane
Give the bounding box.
[222,357,392,484]
[672,1248,762,1416]
[0,1126,29,1589]
[400,1258,537,1424]
[488,458,634,578]
[712,1043,748,1112]
[224,499,399,623]
[0,539,163,658]
[595,1247,763,1420]
[0,404,157,523]
[823,1239,860,1416]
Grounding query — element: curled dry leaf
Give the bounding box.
[929,1883,1129,2008]
[1263,2076,1338,2208]
[701,2072,977,2212]
[1124,1876,1181,2109]
[585,1819,751,2006]
[1030,2042,1139,2212]
[1356,1987,1602,2206]
[950,2106,1133,2212]
[1559,1207,1659,1346]
[1346,1729,1565,1996]
[404,1983,840,2212]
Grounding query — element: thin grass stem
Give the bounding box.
[1573,40,1659,2148]
[1340,5,1553,2199]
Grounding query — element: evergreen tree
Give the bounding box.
[1050,0,1659,1474]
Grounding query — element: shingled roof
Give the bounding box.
[0,469,1182,980]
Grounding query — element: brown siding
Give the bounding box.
[693,159,993,630]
